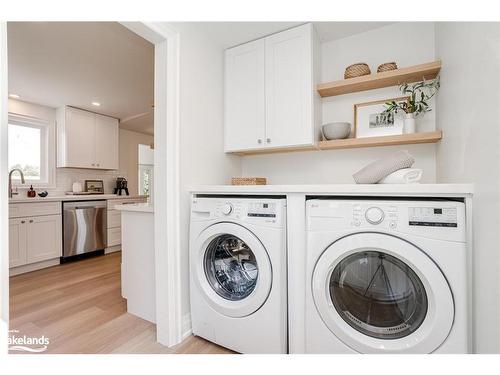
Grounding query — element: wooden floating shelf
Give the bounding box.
[317,60,442,97]
[317,131,443,151]
[232,131,442,155]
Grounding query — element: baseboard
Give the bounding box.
[105,246,121,254]
[10,258,60,276]
[181,313,192,340]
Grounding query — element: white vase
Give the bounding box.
[403,113,416,134]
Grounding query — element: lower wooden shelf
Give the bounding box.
[229,131,442,155]
[317,131,442,151]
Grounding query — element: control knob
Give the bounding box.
[365,207,385,225]
[221,203,233,215]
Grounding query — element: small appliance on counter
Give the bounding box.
[114,177,129,196]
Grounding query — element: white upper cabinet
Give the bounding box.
[224,39,266,152]
[95,114,119,169]
[265,25,314,148]
[224,23,320,153]
[57,106,119,169]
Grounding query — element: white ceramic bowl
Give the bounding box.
[322,122,351,140]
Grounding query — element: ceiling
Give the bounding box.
[7,22,393,137]
[8,22,155,135]
[179,22,393,48]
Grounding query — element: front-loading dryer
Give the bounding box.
[189,197,287,353]
[305,199,469,354]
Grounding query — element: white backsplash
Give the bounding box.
[17,168,128,196]
[53,168,127,195]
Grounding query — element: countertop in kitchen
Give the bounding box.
[9,194,148,204]
[115,203,154,213]
[190,184,474,197]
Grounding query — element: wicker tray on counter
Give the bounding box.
[231,177,267,185]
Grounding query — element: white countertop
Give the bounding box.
[115,202,154,213]
[9,194,148,203]
[191,184,474,197]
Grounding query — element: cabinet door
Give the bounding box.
[265,24,314,148]
[26,215,62,264]
[9,218,27,268]
[65,107,96,168]
[95,114,119,170]
[224,39,266,152]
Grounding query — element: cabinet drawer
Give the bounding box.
[107,227,121,247]
[107,197,147,210]
[9,202,62,218]
[107,209,122,229]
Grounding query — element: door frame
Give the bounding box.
[120,22,182,347]
[0,22,184,347]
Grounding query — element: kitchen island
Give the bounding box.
[115,203,155,323]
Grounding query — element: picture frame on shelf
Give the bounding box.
[354,96,409,138]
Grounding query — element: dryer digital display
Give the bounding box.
[408,207,458,227]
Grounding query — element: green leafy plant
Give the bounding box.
[383,77,440,117]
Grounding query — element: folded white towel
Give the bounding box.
[378,168,423,184]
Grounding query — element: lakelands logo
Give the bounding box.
[8,330,50,353]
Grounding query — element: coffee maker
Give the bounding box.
[114,177,129,196]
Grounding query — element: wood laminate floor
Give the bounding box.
[9,252,233,354]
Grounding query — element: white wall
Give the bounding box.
[242,22,438,183]
[8,98,152,195]
[170,23,242,320]
[435,22,500,353]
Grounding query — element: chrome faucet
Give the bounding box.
[9,168,25,198]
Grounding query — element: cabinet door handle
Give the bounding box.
[91,163,95,167]
[266,138,271,143]
[29,219,33,223]
[97,163,100,167]
[21,220,25,224]
[257,139,262,144]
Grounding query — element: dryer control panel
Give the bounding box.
[408,207,458,227]
[307,199,466,242]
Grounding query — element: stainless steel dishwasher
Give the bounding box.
[62,200,107,260]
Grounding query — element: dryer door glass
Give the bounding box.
[329,250,428,340]
[204,234,258,301]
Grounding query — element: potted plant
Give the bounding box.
[383,77,440,134]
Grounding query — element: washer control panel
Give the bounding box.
[191,197,286,228]
[408,207,458,227]
[351,204,398,228]
[247,202,278,218]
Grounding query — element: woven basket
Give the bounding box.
[377,62,398,73]
[231,177,267,186]
[344,63,371,79]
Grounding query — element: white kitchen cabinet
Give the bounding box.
[26,215,62,264]
[224,23,320,153]
[9,218,27,268]
[105,197,148,252]
[9,214,62,269]
[57,106,119,169]
[224,39,266,151]
[95,114,119,169]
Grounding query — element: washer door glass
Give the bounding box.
[204,234,258,301]
[330,250,428,340]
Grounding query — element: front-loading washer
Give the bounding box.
[189,196,287,353]
[305,198,469,354]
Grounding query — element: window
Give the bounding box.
[8,114,55,187]
[138,143,154,201]
[139,164,154,197]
